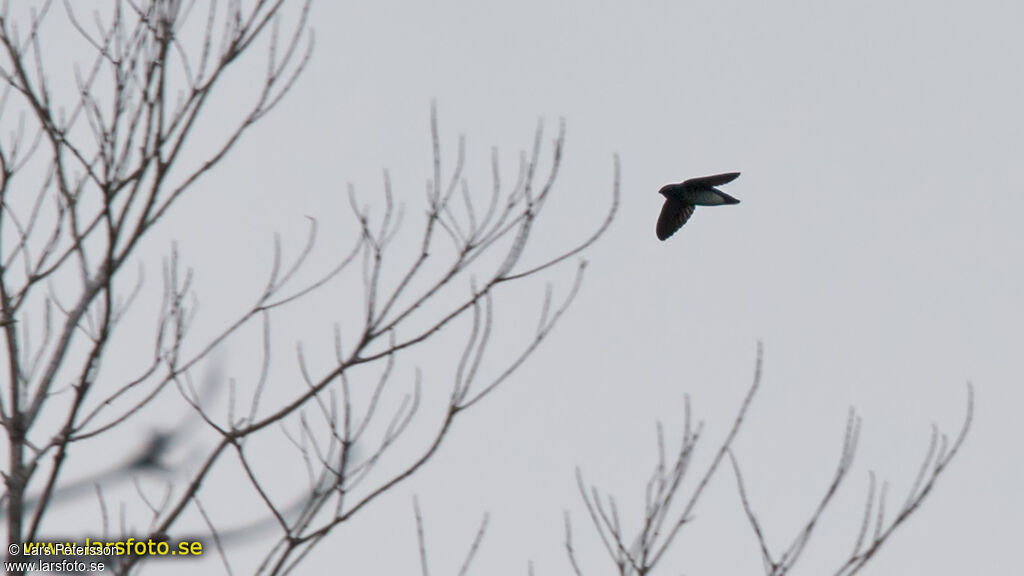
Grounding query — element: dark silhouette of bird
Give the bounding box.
[656,172,741,240]
[129,431,173,469]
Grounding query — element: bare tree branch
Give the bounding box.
[729,383,973,576]
[569,347,973,576]
[1,5,619,568]
[570,343,763,575]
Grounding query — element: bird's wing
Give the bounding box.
[682,172,740,188]
[709,189,741,204]
[656,197,695,240]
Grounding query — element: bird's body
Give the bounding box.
[656,172,741,240]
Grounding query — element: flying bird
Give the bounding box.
[656,172,741,241]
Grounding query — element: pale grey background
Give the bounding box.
[22,0,1022,574]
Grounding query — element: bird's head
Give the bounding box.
[657,183,677,197]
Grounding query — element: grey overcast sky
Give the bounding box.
[17,0,1022,574]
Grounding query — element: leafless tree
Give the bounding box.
[566,344,974,576]
[0,1,619,575]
